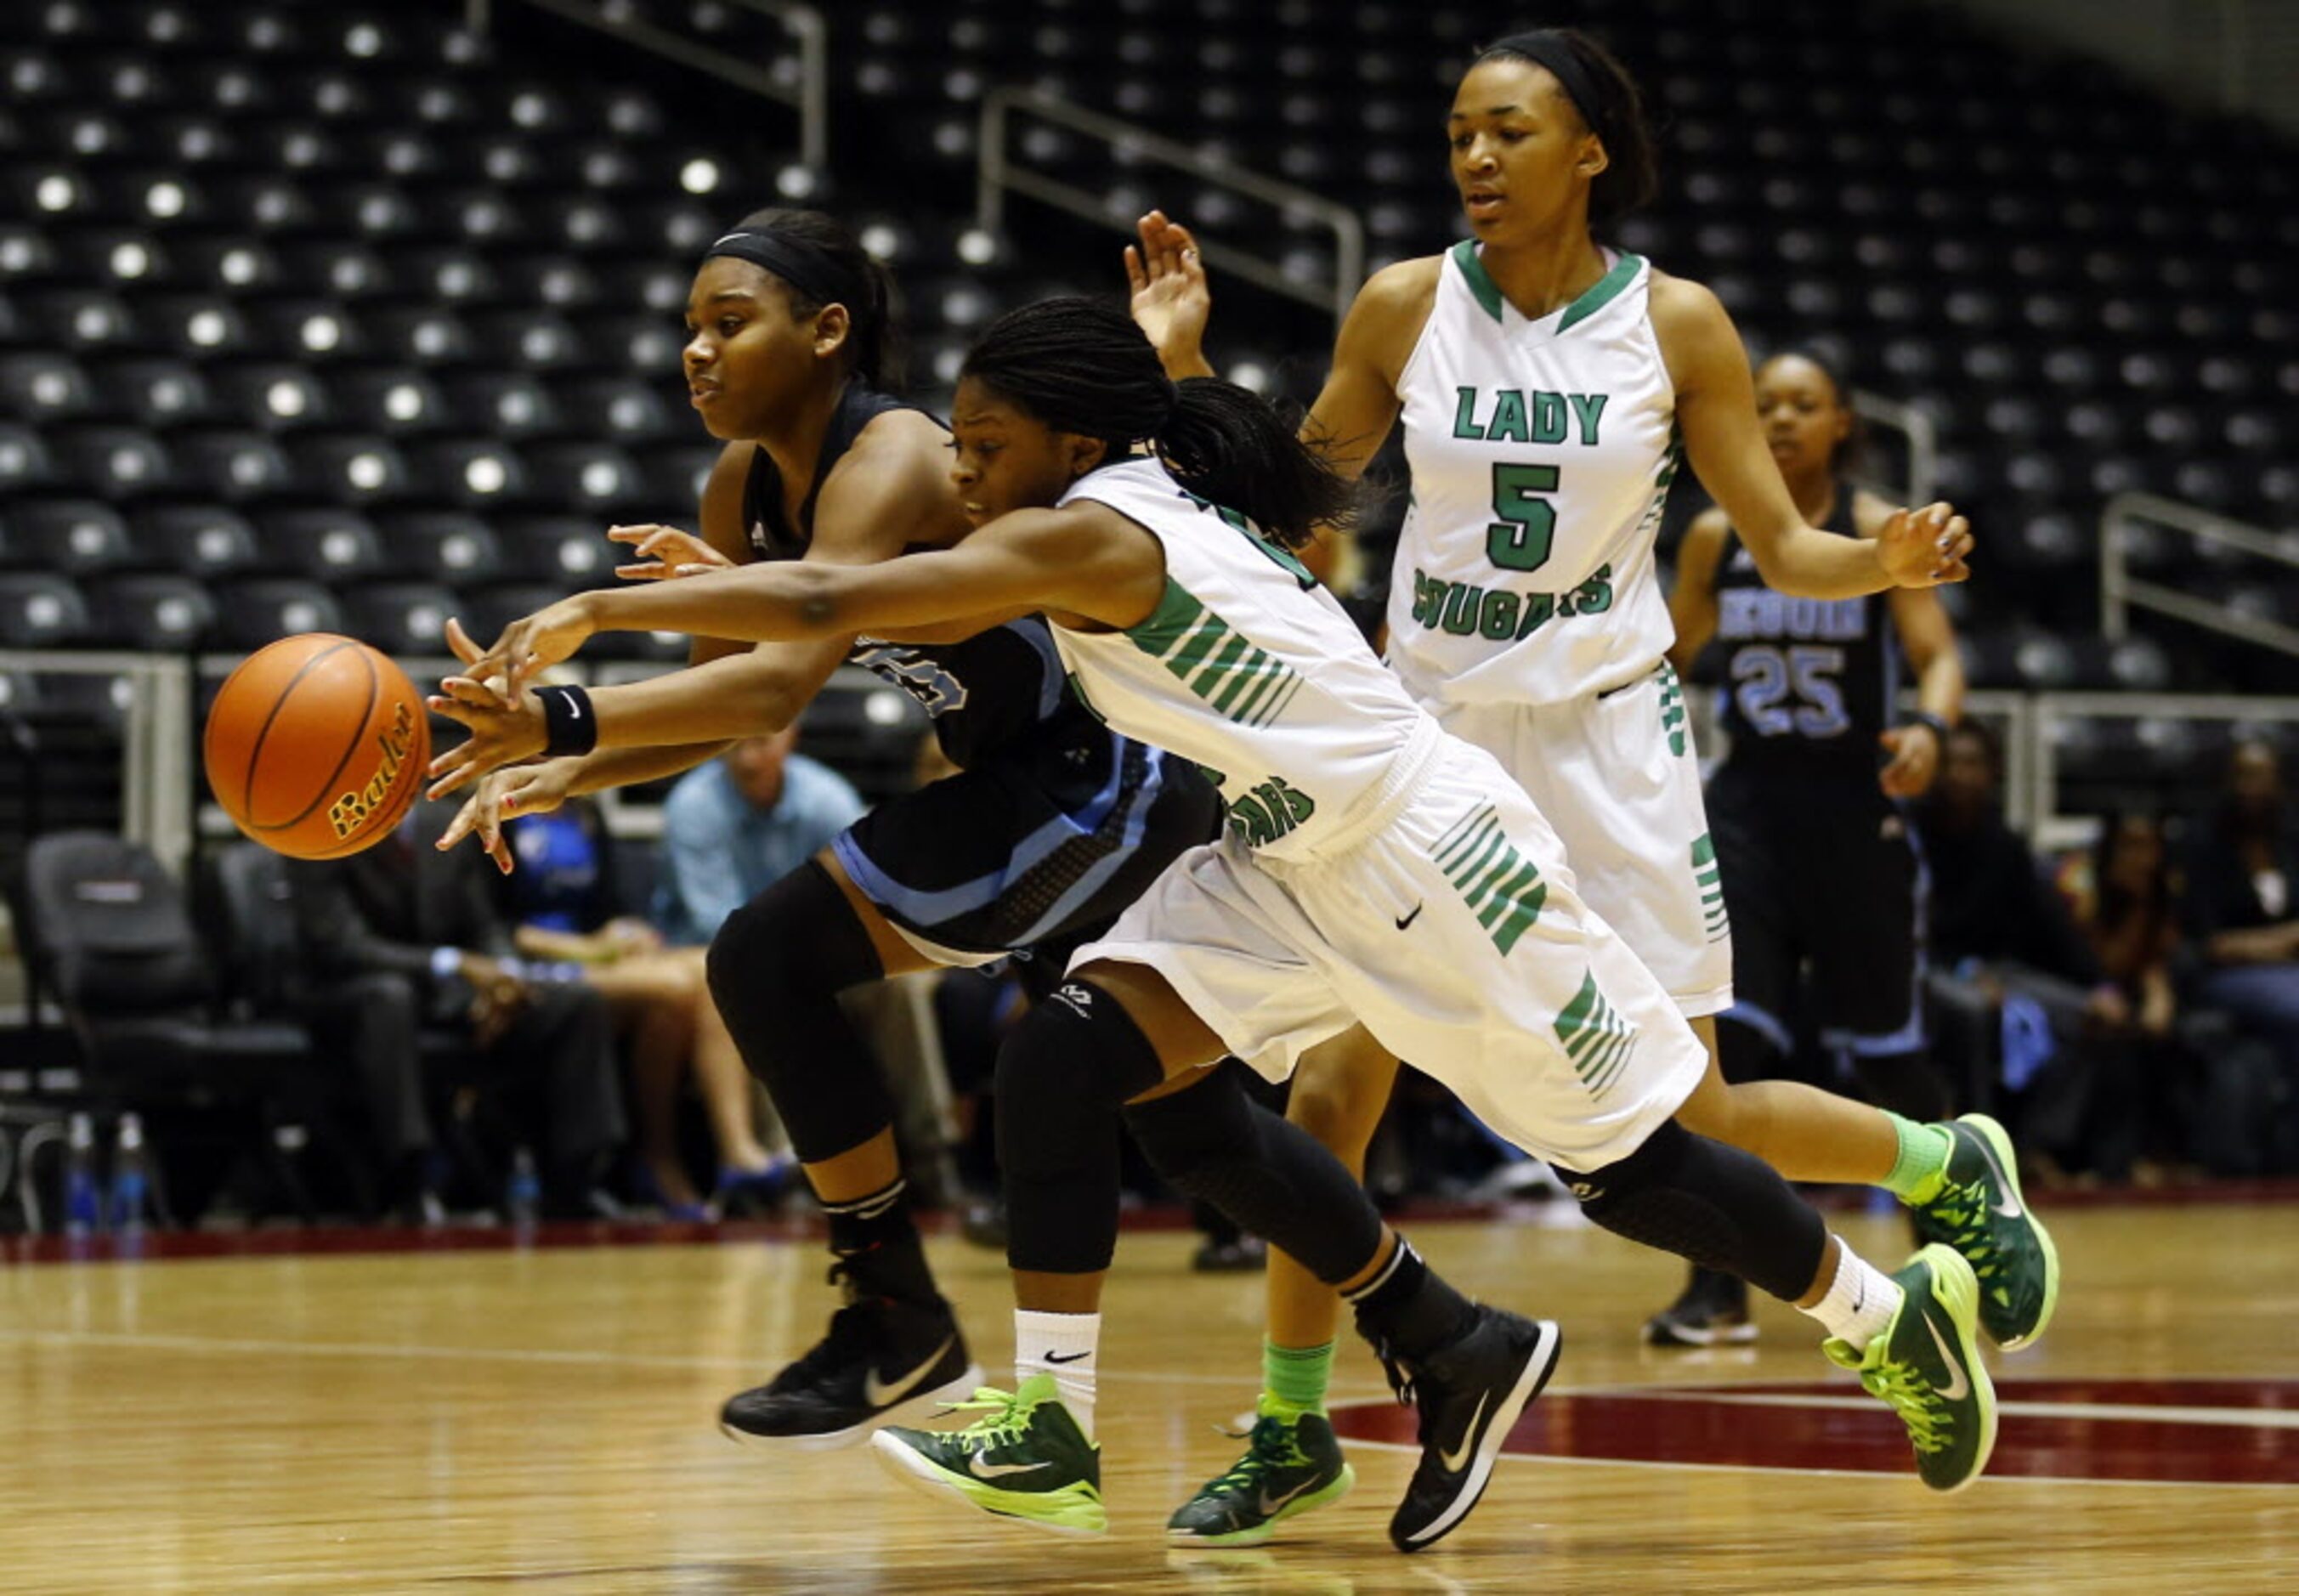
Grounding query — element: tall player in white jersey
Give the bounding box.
[447,298,2016,1543]
[1130,25,2057,1542]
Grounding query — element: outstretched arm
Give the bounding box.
[453,507,1166,691]
[1653,274,1973,599]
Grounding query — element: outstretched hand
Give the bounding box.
[609,523,733,580]
[433,762,578,874]
[1124,210,1213,369]
[424,610,592,798]
[1877,501,1973,587]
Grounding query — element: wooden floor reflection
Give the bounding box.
[4,1200,2296,1593]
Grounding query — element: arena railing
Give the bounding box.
[977,87,1367,332]
[1847,389,1938,507]
[2100,492,2299,659]
[463,0,828,173]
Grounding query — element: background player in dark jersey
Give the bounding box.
[426,209,1220,1448]
[1654,349,1966,1343]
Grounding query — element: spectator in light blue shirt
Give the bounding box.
[654,727,867,948]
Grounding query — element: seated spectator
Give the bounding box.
[653,727,866,948]
[2068,812,2199,1181]
[1917,723,2132,1176]
[289,801,626,1221]
[2180,739,2299,1172]
[502,797,793,1218]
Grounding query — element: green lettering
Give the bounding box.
[1441,583,1482,636]
[1577,563,1614,615]
[1450,387,1485,439]
[1569,391,1608,444]
[1479,591,1520,639]
[1514,591,1556,640]
[1485,388,1529,444]
[1228,792,1276,846]
[1531,389,1568,444]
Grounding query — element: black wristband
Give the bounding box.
[534,684,597,757]
[1906,710,1951,744]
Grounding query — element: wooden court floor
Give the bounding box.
[3,1200,2296,1593]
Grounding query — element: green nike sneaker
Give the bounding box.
[1166,1412,1356,1547]
[869,1375,1105,1535]
[1825,1244,1997,1492]
[1909,1113,2061,1350]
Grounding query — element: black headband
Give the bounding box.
[1484,30,1611,148]
[704,229,863,313]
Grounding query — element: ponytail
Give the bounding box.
[1156,378,1357,549]
[963,296,1356,549]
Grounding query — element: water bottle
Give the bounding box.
[63,1112,102,1238]
[109,1113,149,1237]
[506,1145,541,1228]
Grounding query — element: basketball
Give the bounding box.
[203,633,432,861]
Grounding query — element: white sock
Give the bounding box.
[1799,1241,1903,1352]
[1014,1310,1100,1440]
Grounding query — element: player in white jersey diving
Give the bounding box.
[439,297,2013,1548]
[1125,25,2056,1543]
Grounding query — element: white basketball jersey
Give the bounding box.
[1055,458,1428,860]
[1386,242,1680,708]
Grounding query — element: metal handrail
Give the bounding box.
[2101,491,2299,657]
[1848,388,1938,506]
[977,86,1366,330]
[465,0,827,172]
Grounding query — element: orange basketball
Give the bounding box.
[203,633,433,861]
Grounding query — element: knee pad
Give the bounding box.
[706,859,889,1163]
[997,979,1167,1274]
[1123,1069,1385,1288]
[1557,1120,1826,1302]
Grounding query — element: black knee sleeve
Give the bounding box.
[997,981,1168,1274]
[1843,1047,1951,1123]
[1123,1069,1387,1288]
[705,859,888,1163]
[1556,1120,1826,1302]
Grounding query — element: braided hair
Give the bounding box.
[960,297,1356,548]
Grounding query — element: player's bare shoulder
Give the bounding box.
[824,407,969,549]
[1344,254,1446,376]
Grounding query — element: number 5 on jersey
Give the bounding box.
[1487,463,1560,574]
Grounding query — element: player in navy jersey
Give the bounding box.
[1651,349,1967,1343]
[425,208,1220,1452]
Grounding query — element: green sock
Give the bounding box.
[1256,1338,1334,1422]
[1881,1112,1955,1204]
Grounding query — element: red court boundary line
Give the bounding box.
[7,1178,2299,1265]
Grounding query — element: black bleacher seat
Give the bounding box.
[255,507,384,583]
[207,361,333,432]
[10,498,141,575]
[333,367,453,436]
[403,439,529,509]
[85,573,217,650]
[0,571,92,648]
[0,350,93,422]
[138,504,266,580]
[207,577,343,649]
[172,427,294,501]
[48,424,176,500]
[380,512,503,587]
[436,371,560,441]
[341,580,458,658]
[0,422,55,492]
[501,518,616,586]
[289,433,411,505]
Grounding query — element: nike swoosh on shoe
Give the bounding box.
[970,1453,1053,1479]
[862,1335,956,1407]
[1922,1310,1973,1401]
[1966,1128,2024,1218]
[1436,1393,1490,1473]
[1257,1478,1318,1516]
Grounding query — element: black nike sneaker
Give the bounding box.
[1643,1265,1756,1348]
[720,1262,982,1452]
[1376,1306,1561,1552]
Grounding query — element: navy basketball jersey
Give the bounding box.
[1711,484,1892,771]
[738,382,1087,769]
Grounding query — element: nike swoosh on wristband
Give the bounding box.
[861,1335,956,1407]
[1437,1393,1490,1473]
[1044,1350,1090,1364]
[1922,1310,1972,1401]
[970,1453,1053,1479]
[1968,1131,2024,1218]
